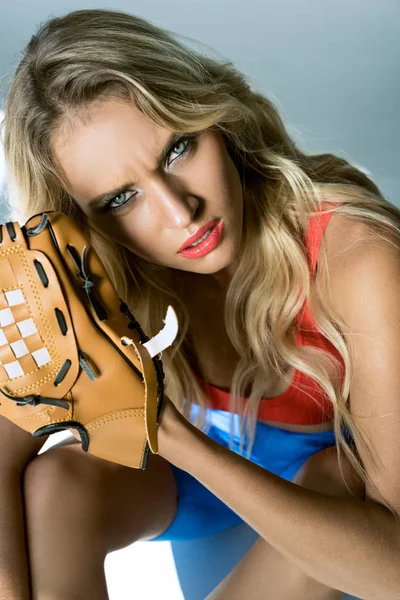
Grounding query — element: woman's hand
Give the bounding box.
[156,395,195,463]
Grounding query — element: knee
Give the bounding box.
[23,446,111,538]
[292,446,365,500]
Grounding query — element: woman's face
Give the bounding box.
[52,98,243,290]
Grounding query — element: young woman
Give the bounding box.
[1,8,399,600]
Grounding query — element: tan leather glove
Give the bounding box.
[0,211,178,469]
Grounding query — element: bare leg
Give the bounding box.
[22,440,178,599]
[206,534,344,600]
[206,446,365,600]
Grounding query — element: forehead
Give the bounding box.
[52,99,169,202]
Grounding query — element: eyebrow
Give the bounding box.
[87,131,185,209]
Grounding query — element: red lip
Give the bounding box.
[178,219,220,252]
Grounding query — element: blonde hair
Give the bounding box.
[2,9,400,517]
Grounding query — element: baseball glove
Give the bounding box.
[0,211,179,469]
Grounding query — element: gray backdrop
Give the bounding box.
[0,0,399,218]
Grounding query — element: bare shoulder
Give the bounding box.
[322,209,381,264]
[319,207,397,272]
[319,207,399,309]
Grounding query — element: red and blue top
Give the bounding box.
[194,203,345,425]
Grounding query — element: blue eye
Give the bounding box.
[108,191,137,212]
[167,136,192,165]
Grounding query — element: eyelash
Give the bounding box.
[104,134,198,213]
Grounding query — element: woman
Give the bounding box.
[1,8,399,599]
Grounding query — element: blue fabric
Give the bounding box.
[150,404,352,542]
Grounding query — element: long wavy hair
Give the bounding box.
[2,9,400,516]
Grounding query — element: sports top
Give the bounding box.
[194,202,345,425]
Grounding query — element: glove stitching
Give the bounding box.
[86,408,145,432]
[0,246,22,257]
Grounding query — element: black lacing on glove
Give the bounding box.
[0,388,69,409]
[66,244,108,321]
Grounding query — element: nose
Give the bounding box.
[147,175,199,228]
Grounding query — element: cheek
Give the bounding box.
[90,214,139,248]
[94,216,158,260]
